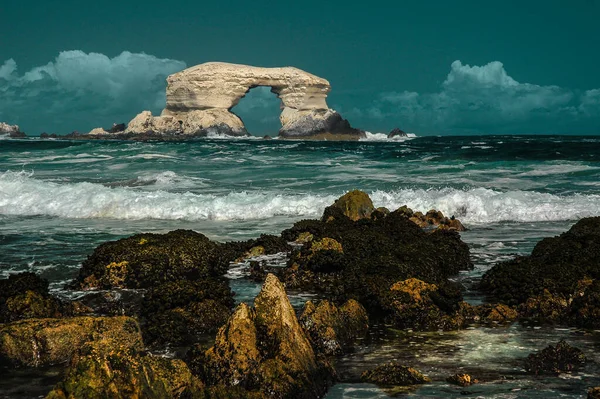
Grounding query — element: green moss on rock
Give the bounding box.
[0,316,143,367]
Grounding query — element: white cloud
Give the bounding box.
[364,60,598,134]
[0,50,186,133]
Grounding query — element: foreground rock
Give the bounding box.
[524,340,586,374]
[0,316,142,367]
[361,363,430,386]
[0,122,26,138]
[89,62,363,140]
[0,272,88,323]
[46,341,204,399]
[202,274,334,398]
[480,217,600,327]
[72,229,238,346]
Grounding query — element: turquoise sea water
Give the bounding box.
[1,134,600,397]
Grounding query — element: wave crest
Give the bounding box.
[0,171,598,224]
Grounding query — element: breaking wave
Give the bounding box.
[1,171,599,224]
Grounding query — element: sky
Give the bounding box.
[1,0,599,135]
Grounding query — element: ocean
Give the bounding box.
[1,133,600,398]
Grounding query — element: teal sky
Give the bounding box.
[1,0,599,135]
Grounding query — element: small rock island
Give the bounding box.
[90,62,364,140]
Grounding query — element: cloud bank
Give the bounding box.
[0,51,186,133]
[347,60,600,134]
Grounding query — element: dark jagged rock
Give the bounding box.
[524,340,586,374]
[361,362,430,386]
[202,274,335,398]
[481,217,600,306]
[229,234,292,262]
[0,316,143,367]
[387,128,407,138]
[108,122,126,133]
[480,217,600,327]
[279,110,365,140]
[40,132,59,139]
[0,272,89,323]
[73,229,235,289]
[299,299,368,356]
[384,278,467,330]
[72,230,239,346]
[141,279,233,346]
[279,195,472,320]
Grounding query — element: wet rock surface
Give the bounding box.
[524,340,586,374]
[299,299,368,356]
[201,274,334,398]
[361,362,431,386]
[279,192,472,324]
[0,316,143,367]
[481,217,600,327]
[0,273,89,323]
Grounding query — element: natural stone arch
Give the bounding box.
[92,62,364,140]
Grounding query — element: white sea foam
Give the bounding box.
[359,132,417,142]
[1,171,599,224]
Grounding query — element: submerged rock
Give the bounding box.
[524,340,586,374]
[0,316,143,367]
[446,373,477,387]
[361,362,430,386]
[387,128,407,138]
[203,274,334,398]
[299,299,368,356]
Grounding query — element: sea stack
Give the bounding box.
[90,62,364,140]
[0,122,26,138]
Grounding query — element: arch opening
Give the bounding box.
[230,86,282,137]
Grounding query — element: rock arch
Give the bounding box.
[105,62,364,140]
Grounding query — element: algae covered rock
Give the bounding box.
[141,279,233,346]
[203,274,334,398]
[361,362,430,386]
[280,197,472,318]
[481,217,600,306]
[299,299,368,356]
[0,316,143,367]
[385,278,466,330]
[46,342,204,399]
[0,272,79,323]
[446,373,477,387]
[524,340,586,374]
[74,229,234,289]
[589,387,600,399]
[322,190,374,222]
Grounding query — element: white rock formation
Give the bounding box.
[92,62,362,139]
[0,122,22,136]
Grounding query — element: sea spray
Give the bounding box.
[1,170,599,224]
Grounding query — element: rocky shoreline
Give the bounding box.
[2,191,600,398]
